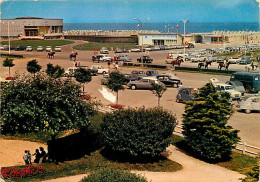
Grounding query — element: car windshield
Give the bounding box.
[225,86,233,90]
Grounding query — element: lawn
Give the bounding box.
[1,40,74,51]
[170,135,258,176]
[73,42,137,51]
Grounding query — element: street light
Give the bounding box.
[133,17,149,67]
[180,20,189,62]
[2,20,14,54]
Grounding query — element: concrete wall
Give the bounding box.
[64,35,137,43]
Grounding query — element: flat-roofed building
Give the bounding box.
[0,17,63,39]
[138,33,182,46]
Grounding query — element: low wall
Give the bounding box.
[64,35,138,43]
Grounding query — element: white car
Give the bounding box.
[228,57,241,64]
[191,55,206,62]
[237,95,260,113]
[64,67,79,77]
[46,46,52,52]
[26,46,33,51]
[99,54,111,62]
[215,83,242,99]
[131,48,141,52]
[90,65,109,74]
[100,47,109,54]
[37,46,43,51]
[54,46,61,52]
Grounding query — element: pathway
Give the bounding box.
[43,145,244,182]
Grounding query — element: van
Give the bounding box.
[230,72,260,92]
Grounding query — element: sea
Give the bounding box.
[64,22,259,33]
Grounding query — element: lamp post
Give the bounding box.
[180,20,189,62]
[2,20,14,54]
[134,17,149,67]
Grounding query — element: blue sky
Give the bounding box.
[1,0,259,23]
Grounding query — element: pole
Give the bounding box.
[8,21,10,55]
[183,21,186,62]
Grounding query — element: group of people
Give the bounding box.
[23,147,47,165]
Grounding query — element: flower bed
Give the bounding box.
[1,166,44,180]
[110,104,123,109]
[81,94,91,101]
[5,76,15,80]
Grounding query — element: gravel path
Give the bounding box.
[43,145,244,182]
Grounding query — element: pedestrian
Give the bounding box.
[39,147,47,163]
[75,62,78,67]
[27,150,32,164]
[78,62,80,66]
[251,61,254,70]
[23,150,29,164]
[33,149,41,164]
[108,60,111,68]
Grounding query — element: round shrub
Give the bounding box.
[80,168,147,182]
[101,107,176,161]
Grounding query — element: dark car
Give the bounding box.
[239,56,251,64]
[176,88,194,103]
[146,70,159,76]
[157,75,181,87]
[124,70,147,82]
[137,56,153,63]
[15,46,26,51]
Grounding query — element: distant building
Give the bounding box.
[0,17,63,39]
[138,33,182,46]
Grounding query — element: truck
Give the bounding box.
[230,72,260,92]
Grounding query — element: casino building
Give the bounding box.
[0,17,63,39]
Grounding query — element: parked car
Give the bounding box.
[37,46,44,51]
[124,70,147,82]
[207,55,217,62]
[157,74,181,87]
[239,56,251,64]
[146,70,159,76]
[131,48,142,52]
[237,95,260,113]
[100,74,109,85]
[214,83,242,100]
[65,66,98,77]
[115,47,122,53]
[26,46,33,51]
[191,55,205,62]
[176,88,194,103]
[117,55,132,62]
[216,56,227,63]
[90,65,109,74]
[228,57,241,64]
[230,72,260,92]
[100,47,109,54]
[137,56,153,63]
[92,54,111,62]
[46,46,52,52]
[54,46,62,52]
[226,81,246,96]
[15,46,25,51]
[127,77,165,90]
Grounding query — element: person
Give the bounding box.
[251,61,254,70]
[108,60,111,68]
[23,150,29,164]
[75,62,78,67]
[27,150,32,164]
[177,83,183,91]
[78,62,81,66]
[33,149,41,164]
[39,147,47,163]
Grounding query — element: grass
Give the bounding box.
[0,40,74,51]
[172,69,233,76]
[7,149,182,182]
[170,135,258,176]
[215,52,237,57]
[73,42,137,51]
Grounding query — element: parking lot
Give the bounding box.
[1,41,259,148]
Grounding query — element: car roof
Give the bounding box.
[142,76,158,80]
[215,83,232,87]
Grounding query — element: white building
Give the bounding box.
[137,33,181,46]
[0,17,63,39]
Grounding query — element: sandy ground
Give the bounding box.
[0,139,47,167]
[43,145,244,182]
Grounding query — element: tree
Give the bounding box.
[151,83,167,106]
[182,83,240,161]
[101,107,176,162]
[46,63,65,78]
[106,71,126,104]
[3,58,15,77]
[1,73,94,139]
[74,68,92,94]
[27,59,42,77]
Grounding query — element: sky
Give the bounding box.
[0,0,259,23]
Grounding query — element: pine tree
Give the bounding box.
[182,83,240,161]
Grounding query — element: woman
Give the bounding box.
[33,149,41,163]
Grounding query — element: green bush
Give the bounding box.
[101,107,176,162]
[80,168,147,182]
[1,73,94,138]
